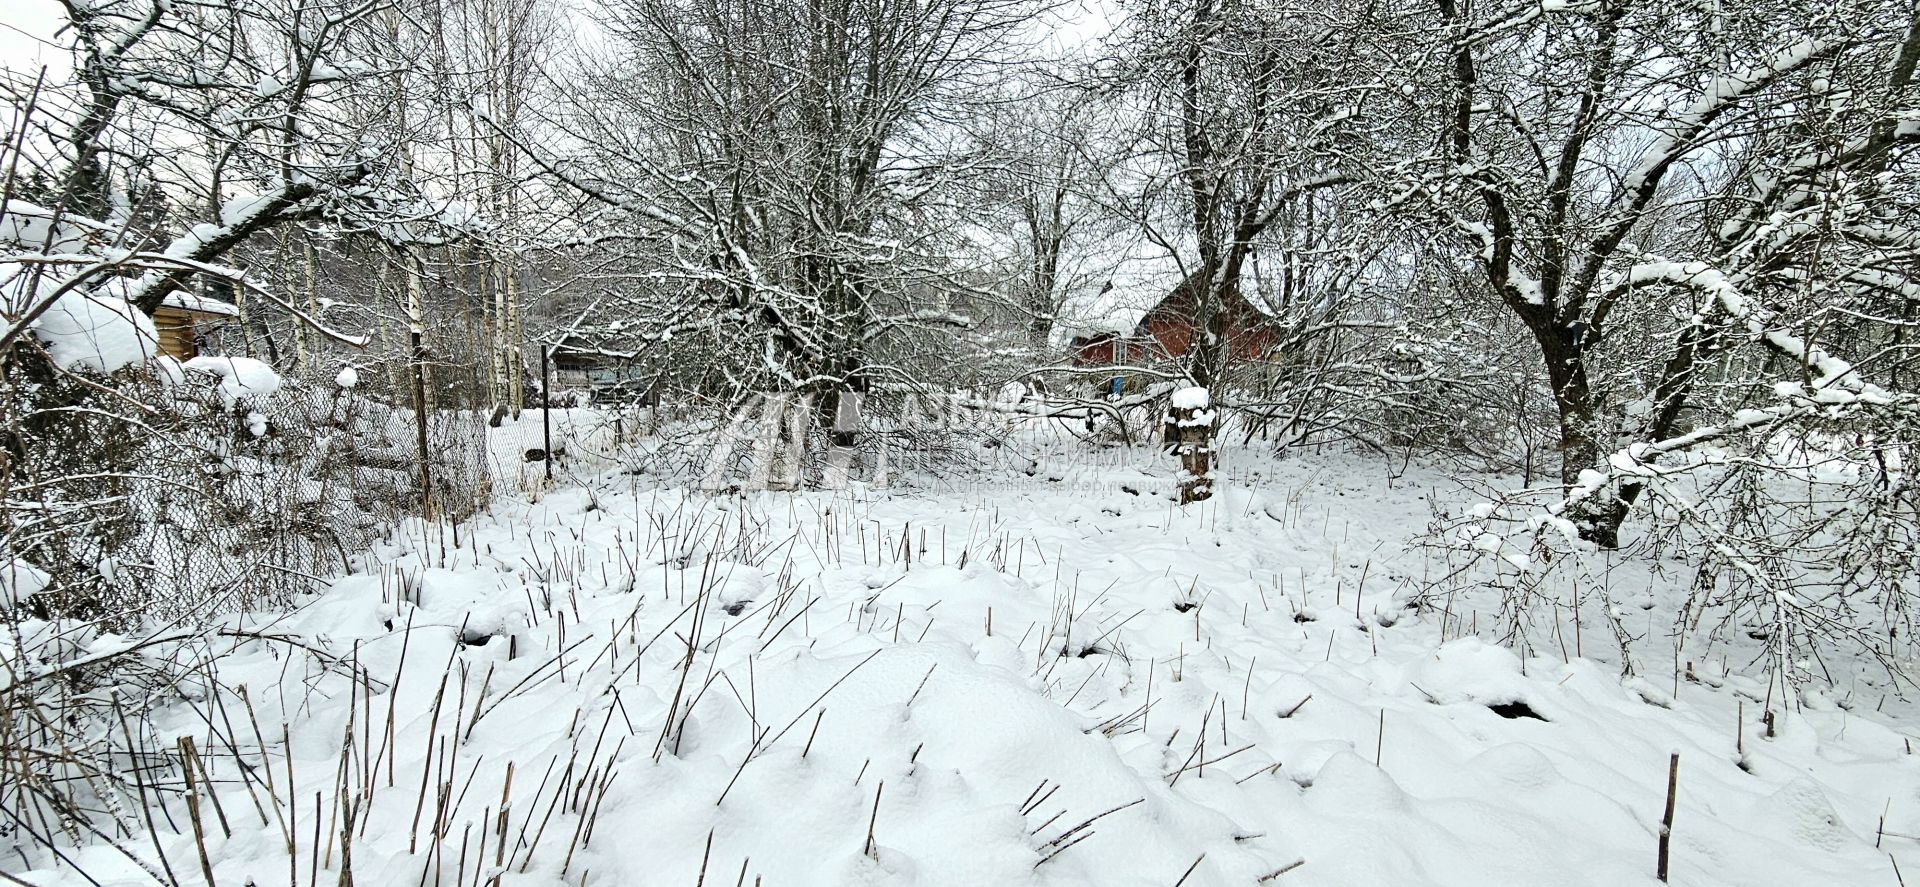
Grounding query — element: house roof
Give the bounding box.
[160,292,240,318]
[1051,236,1297,346]
[1051,248,1179,343]
[1140,269,1276,329]
[1060,269,1280,345]
[549,334,636,362]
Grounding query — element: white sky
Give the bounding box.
[0,0,69,80]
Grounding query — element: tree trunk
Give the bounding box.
[1534,324,1628,547]
[767,393,811,492]
[406,254,435,518]
[824,389,863,490]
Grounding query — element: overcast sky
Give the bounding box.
[0,0,68,80]
[0,0,1116,78]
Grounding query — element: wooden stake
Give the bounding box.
[1736,701,1744,760]
[1657,753,1680,882]
[1374,710,1385,767]
[1241,657,1256,721]
[864,782,885,858]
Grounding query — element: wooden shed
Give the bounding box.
[547,336,647,403]
[152,293,238,360]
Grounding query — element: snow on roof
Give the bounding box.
[551,334,637,361]
[1052,300,1147,341]
[1051,245,1182,344]
[161,291,241,318]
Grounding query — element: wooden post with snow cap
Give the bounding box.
[1169,386,1213,504]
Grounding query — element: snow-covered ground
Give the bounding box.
[14,424,1919,886]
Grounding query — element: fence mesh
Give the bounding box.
[1,354,493,622]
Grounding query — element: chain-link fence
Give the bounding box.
[1,353,492,622]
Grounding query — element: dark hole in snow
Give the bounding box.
[523,448,547,463]
[723,601,749,616]
[1292,611,1315,623]
[1746,628,1771,641]
[1487,700,1545,721]
[1075,644,1106,658]
[1173,602,1197,613]
[459,629,496,647]
[1120,485,1140,496]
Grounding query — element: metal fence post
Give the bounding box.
[541,345,553,481]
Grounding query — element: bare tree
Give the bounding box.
[11,0,459,318]
[523,0,1028,485]
[1389,0,1920,545]
[973,88,1128,356]
[1106,0,1367,391]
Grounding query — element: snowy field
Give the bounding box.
[15,418,1919,887]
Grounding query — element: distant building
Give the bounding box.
[152,292,238,360]
[547,336,650,403]
[1065,271,1279,368]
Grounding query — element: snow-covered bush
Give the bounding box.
[1424,410,1920,719]
[0,329,497,862]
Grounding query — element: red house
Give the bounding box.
[1068,272,1280,368]
[1068,329,1162,366]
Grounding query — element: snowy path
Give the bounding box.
[20,457,1919,886]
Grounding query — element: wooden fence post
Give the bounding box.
[1169,386,1213,504]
